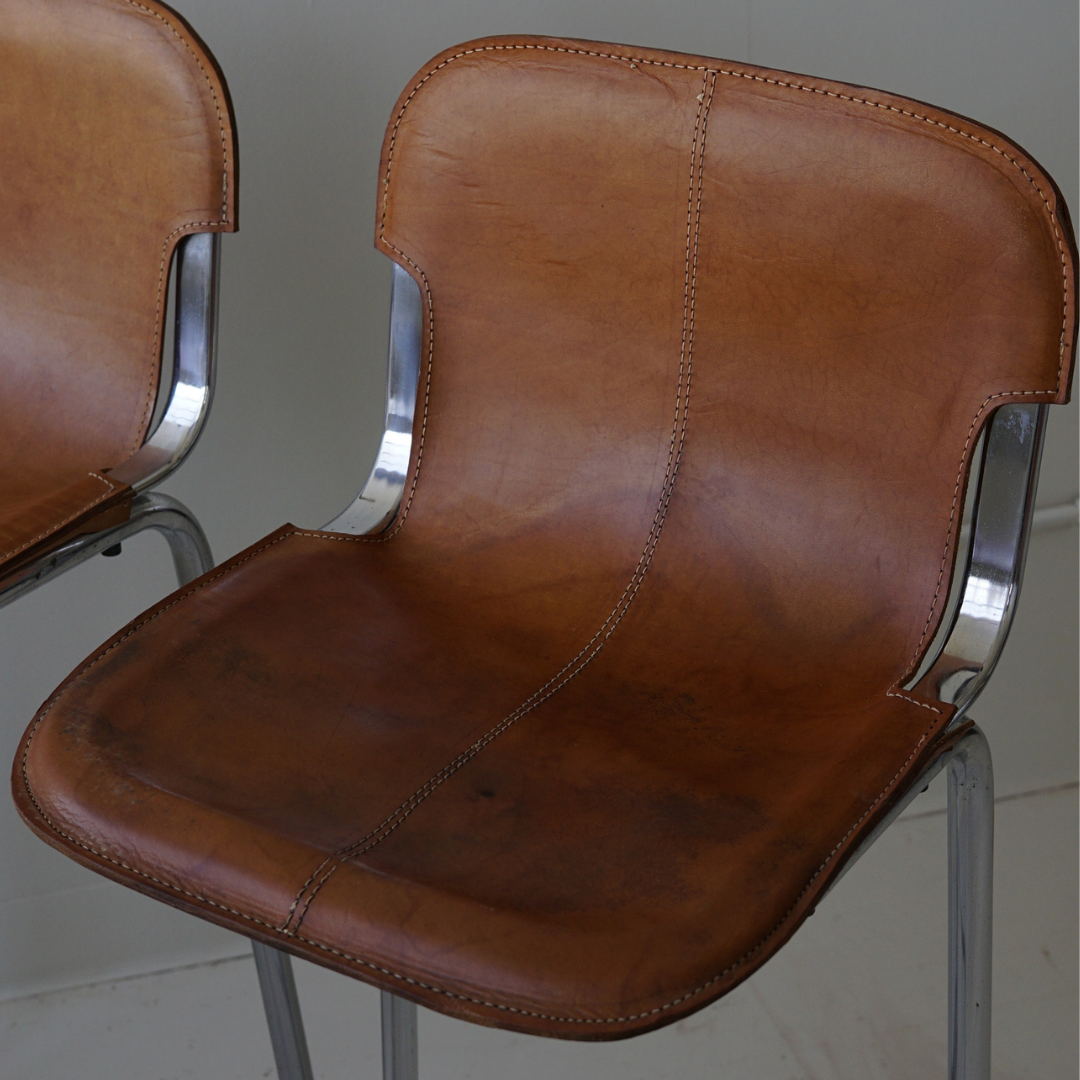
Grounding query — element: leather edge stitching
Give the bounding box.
[375,42,1071,687]
[16,532,301,929]
[122,1,233,453]
[0,472,118,564]
[20,693,944,1027]
[286,707,944,1026]
[281,69,720,934]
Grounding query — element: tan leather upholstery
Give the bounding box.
[0,0,237,581]
[14,37,1075,1039]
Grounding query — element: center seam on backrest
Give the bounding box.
[281,68,720,935]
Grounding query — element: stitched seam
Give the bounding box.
[886,689,941,714]
[17,532,303,927]
[0,473,117,563]
[374,42,1070,682]
[123,1,230,218]
[281,71,719,935]
[121,1,232,452]
[280,707,943,1025]
[20,668,942,1025]
[19,44,1065,1019]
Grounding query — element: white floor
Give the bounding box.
[2,780,1075,1080]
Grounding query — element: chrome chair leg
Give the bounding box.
[152,496,214,586]
[947,725,994,1080]
[382,991,419,1080]
[253,941,315,1080]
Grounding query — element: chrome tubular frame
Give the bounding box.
[109,231,221,491]
[907,402,1048,719]
[307,262,426,1079]
[325,263,423,534]
[947,727,994,1080]
[253,941,315,1080]
[0,227,317,1080]
[0,491,212,611]
[833,402,1046,1080]
[0,231,222,611]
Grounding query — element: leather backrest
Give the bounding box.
[0,0,236,494]
[376,37,1076,700]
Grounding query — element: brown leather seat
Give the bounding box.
[0,0,236,586]
[14,37,1075,1040]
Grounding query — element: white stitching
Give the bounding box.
[282,70,720,933]
[291,37,1075,921]
[19,41,1069,1026]
[375,42,1072,686]
[0,473,117,563]
[284,712,942,1025]
[124,1,230,219]
[121,1,232,451]
[17,538,300,930]
[18,550,946,1027]
[886,689,942,714]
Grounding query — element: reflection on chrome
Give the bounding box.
[107,232,219,491]
[159,380,206,429]
[909,402,1047,719]
[325,262,423,535]
[957,575,1010,626]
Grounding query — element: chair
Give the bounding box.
[0,0,235,603]
[0,0,280,1033]
[12,35,1075,1080]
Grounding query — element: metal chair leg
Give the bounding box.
[947,725,994,1080]
[0,491,215,610]
[382,991,419,1080]
[253,941,315,1080]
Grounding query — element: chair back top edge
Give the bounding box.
[373,36,1077,695]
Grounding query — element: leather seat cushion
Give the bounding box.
[15,526,953,1038]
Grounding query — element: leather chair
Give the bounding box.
[12,36,1076,1080]
[0,0,235,609]
[1,0,315,1058]
[0,0,294,1036]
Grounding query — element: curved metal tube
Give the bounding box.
[324,262,423,534]
[382,990,419,1080]
[110,232,221,491]
[907,403,1047,719]
[0,492,213,609]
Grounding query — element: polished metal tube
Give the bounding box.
[382,991,419,1080]
[252,942,315,1080]
[0,492,213,610]
[947,725,994,1080]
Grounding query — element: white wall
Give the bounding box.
[1,0,1076,1002]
